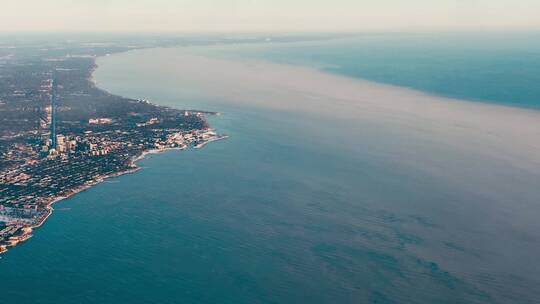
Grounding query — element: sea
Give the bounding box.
[1,33,540,304]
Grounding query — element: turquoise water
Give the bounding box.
[1,35,540,303]
[211,32,540,109]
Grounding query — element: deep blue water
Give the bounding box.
[1,34,540,304]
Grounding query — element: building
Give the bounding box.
[88,118,113,125]
[67,140,77,152]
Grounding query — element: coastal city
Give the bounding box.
[4,2,540,303]
[0,39,226,255]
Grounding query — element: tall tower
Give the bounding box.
[50,73,58,150]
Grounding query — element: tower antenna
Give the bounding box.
[50,71,58,150]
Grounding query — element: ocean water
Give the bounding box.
[1,34,540,304]
[206,32,540,110]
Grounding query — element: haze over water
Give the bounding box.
[1,34,540,303]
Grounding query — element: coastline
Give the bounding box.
[194,135,229,149]
[3,38,540,303]
[5,44,540,256]
[35,146,174,229]
[88,45,540,304]
[3,134,220,255]
[119,49,540,163]
[0,51,224,256]
[98,44,540,115]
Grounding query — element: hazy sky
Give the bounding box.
[2,0,540,32]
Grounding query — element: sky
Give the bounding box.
[1,0,540,33]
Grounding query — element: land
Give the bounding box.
[0,36,240,255]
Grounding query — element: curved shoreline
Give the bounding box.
[2,136,214,255]
[0,49,221,256]
[35,147,176,228]
[5,41,540,256]
[90,44,540,304]
[98,43,540,115]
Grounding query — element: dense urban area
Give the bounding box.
[0,36,235,255]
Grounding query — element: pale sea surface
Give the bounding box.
[1,34,540,304]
